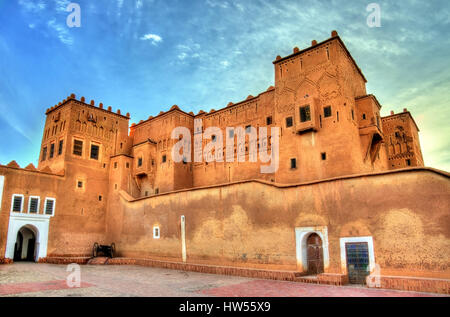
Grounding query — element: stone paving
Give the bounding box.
[0,262,446,297]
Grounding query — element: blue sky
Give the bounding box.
[0,0,449,171]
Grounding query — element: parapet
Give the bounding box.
[45,93,130,120]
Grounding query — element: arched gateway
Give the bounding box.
[5,214,50,262]
[13,226,37,262]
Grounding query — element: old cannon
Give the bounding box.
[92,242,116,258]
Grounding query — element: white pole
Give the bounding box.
[181,215,186,262]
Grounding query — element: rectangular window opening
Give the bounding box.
[58,140,64,156]
[44,198,55,216]
[12,195,23,212]
[49,143,55,159]
[41,147,47,161]
[29,197,39,214]
[324,106,332,118]
[290,158,297,169]
[300,105,311,122]
[73,140,83,156]
[286,117,293,128]
[90,144,100,160]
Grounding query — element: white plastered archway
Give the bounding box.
[5,213,51,262]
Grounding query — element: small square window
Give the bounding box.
[324,106,332,118]
[290,158,297,169]
[321,152,327,161]
[153,226,160,239]
[266,116,273,125]
[77,181,83,188]
[162,155,167,163]
[286,117,293,128]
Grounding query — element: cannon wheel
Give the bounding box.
[110,243,116,258]
[93,242,99,258]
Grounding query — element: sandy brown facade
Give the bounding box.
[0,31,448,293]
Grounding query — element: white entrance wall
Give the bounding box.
[0,175,4,208]
[5,213,51,261]
[339,236,376,274]
[295,226,330,272]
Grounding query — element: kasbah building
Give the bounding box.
[0,30,449,294]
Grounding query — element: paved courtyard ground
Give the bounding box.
[0,262,446,297]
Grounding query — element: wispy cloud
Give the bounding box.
[47,19,74,46]
[18,0,46,12]
[140,33,163,45]
[53,0,70,13]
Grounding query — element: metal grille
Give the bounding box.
[29,198,39,213]
[45,199,54,215]
[345,242,370,284]
[12,196,22,212]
